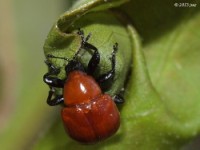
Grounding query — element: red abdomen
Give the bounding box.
[61,94,120,143]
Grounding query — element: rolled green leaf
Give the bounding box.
[43,0,132,96]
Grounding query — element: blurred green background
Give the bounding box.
[0,0,72,149]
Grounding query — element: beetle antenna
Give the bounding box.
[47,54,70,61]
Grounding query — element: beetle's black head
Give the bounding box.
[65,59,85,74]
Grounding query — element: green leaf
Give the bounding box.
[143,4,200,137]
[121,0,200,149]
[57,0,128,31]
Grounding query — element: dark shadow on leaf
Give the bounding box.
[121,0,200,45]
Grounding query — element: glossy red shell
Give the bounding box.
[61,71,120,143]
[61,94,120,143]
[64,71,101,106]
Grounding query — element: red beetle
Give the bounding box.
[43,30,124,143]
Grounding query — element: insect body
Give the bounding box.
[43,30,124,143]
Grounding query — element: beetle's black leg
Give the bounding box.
[97,43,125,103]
[64,44,99,75]
[77,28,91,43]
[44,60,64,106]
[113,94,124,104]
[97,43,118,86]
[43,60,65,88]
[83,42,100,75]
[43,74,65,88]
[47,88,64,106]
[74,29,91,59]
[77,29,100,75]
